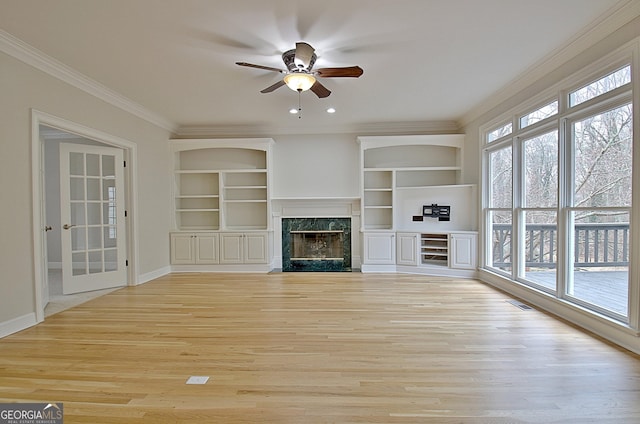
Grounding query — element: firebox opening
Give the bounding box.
[291,230,344,261]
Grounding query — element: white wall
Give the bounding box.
[0,50,171,331]
[272,134,359,199]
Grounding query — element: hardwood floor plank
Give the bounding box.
[1,272,639,423]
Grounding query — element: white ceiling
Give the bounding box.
[0,0,631,135]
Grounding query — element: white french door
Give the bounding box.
[59,143,127,294]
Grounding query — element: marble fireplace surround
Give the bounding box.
[271,198,361,271]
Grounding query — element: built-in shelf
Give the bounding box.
[170,139,273,232]
[358,134,469,231]
[421,233,449,266]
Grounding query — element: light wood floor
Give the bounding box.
[1,273,639,423]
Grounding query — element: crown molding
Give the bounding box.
[0,29,177,133]
[459,0,640,128]
[175,120,461,138]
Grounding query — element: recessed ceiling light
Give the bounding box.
[289,108,299,114]
[326,107,336,114]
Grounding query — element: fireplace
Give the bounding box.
[282,218,351,271]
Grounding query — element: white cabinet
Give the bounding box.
[170,233,219,264]
[449,232,477,270]
[219,232,268,264]
[364,231,477,277]
[396,232,418,266]
[362,232,396,265]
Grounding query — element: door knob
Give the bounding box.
[63,224,76,230]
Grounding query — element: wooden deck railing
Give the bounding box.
[492,223,629,268]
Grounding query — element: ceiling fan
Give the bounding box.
[236,42,363,98]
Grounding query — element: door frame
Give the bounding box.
[31,109,139,322]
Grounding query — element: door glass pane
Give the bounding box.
[70,177,85,201]
[103,179,116,201]
[103,203,116,227]
[71,227,86,250]
[490,210,512,273]
[523,131,558,207]
[102,155,115,177]
[104,249,117,272]
[86,153,100,177]
[69,152,84,175]
[104,226,117,248]
[573,103,632,208]
[568,210,629,317]
[489,147,512,208]
[520,211,557,291]
[72,252,86,276]
[89,251,103,274]
[87,227,102,250]
[87,202,101,225]
[87,178,101,201]
[70,203,86,225]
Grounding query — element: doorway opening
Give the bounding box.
[32,111,138,321]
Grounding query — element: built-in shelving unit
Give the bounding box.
[358,134,468,231]
[169,138,274,271]
[170,139,273,232]
[358,135,478,277]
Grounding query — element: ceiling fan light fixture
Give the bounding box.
[283,73,316,92]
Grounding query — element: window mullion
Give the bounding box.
[556,118,571,299]
[512,137,524,281]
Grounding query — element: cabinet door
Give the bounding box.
[195,233,219,264]
[450,233,477,269]
[170,233,195,264]
[219,233,244,264]
[363,232,396,264]
[396,233,418,266]
[244,232,268,264]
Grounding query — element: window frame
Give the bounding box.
[480,45,636,325]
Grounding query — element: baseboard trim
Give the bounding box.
[170,264,272,273]
[0,313,37,339]
[137,266,171,285]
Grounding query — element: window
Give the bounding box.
[520,131,558,290]
[487,122,513,143]
[520,100,558,129]
[481,58,633,323]
[567,103,632,318]
[569,65,631,107]
[486,146,512,273]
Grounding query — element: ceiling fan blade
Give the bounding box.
[236,62,285,73]
[294,42,315,70]
[260,80,286,93]
[315,66,364,78]
[310,81,331,98]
